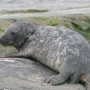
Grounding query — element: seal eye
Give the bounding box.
[11,32,15,36]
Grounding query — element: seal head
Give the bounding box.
[0,21,37,51]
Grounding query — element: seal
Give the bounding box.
[0,21,90,89]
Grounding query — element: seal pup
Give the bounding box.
[0,21,90,89]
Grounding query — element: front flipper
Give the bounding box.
[44,67,81,86]
[44,75,57,83]
[44,69,72,85]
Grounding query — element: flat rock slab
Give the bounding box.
[0,58,85,90]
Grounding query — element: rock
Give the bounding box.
[0,58,85,90]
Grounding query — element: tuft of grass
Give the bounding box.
[42,17,60,26]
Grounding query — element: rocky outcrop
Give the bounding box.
[0,58,85,90]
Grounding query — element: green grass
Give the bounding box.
[47,19,60,26]
[39,17,60,26]
[64,16,90,43]
[74,29,90,43]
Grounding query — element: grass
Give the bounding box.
[74,29,90,43]
[64,16,90,43]
[41,17,60,26]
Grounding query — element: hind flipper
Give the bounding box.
[44,65,83,86]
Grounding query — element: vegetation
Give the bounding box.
[42,17,60,26]
[64,16,90,43]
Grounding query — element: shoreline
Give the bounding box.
[0,8,90,19]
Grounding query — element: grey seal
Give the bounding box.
[0,21,90,89]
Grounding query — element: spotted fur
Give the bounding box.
[0,21,90,89]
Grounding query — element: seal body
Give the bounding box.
[0,21,90,89]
